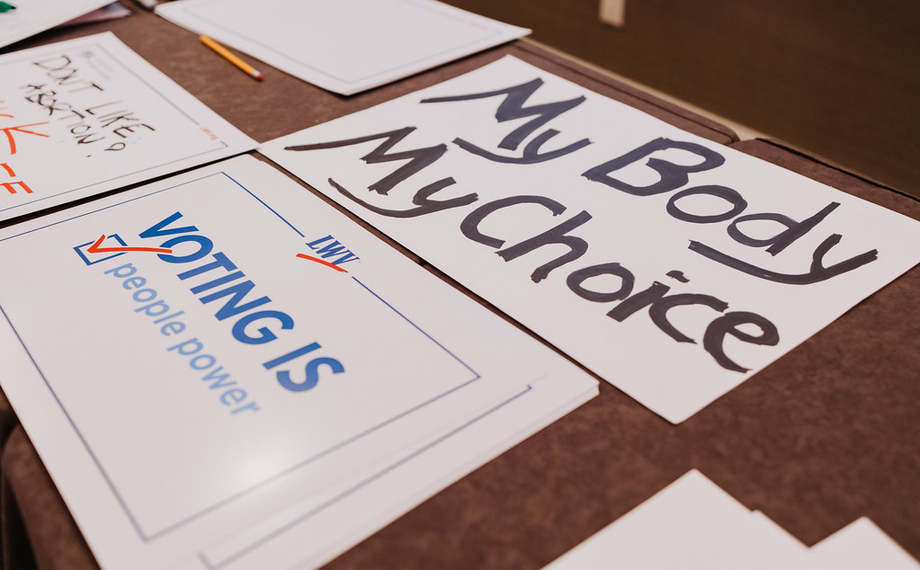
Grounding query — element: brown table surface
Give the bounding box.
[0,3,917,569]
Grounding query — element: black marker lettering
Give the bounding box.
[666,185,747,224]
[689,234,878,284]
[583,137,725,196]
[460,195,567,249]
[497,210,593,283]
[421,78,591,163]
[566,262,635,302]
[285,127,445,195]
[727,202,840,255]
[703,312,779,372]
[330,177,477,218]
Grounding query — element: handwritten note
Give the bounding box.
[0,32,256,222]
[0,155,597,569]
[260,56,920,423]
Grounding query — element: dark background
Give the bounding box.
[441,0,920,198]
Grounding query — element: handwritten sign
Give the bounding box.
[0,156,596,569]
[0,32,256,222]
[261,56,920,423]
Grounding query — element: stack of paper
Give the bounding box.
[0,155,597,569]
[544,470,920,570]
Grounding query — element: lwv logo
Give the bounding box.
[303,234,360,268]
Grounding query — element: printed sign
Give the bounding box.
[260,56,920,423]
[0,155,596,569]
[0,32,256,222]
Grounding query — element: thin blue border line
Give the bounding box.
[351,276,479,379]
[1,169,481,542]
[0,143,229,214]
[221,172,304,238]
[0,172,222,244]
[1,40,238,214]
[96,42,200,124]
[145,377,480,541]
[198,553,216,570]
[0,304,148,539]
[174,0,502,86]
[201,384,533,569]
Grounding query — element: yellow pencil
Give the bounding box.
[199,35,263,81]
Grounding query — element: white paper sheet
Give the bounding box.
[0,0,112,49]
[0,155,597,569]
[58,3,132,28]
[802,518,920,570]
[545,470,919,570]
[260,55,920,423]
[196,369,595,570]
[747,510,810,569]
[0,33,256,222]
[543,470,762,569]
[155,0,530,95]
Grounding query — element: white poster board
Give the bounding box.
[0,33,256,221]
[260,55,920,423]
[0,0,112,49]
[544,470,919,570]
[0,155,597,569]
[155,0,530,95]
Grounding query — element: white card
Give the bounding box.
[0,155,597,569]
[58,3,132,28]
[260,55,920,423]
[801,517,920,570]
[155,0,530,95]
[0,0,112,49]
[0,33,256,221]
[195,370,595,569]
[543,470,759,569]
[545,471,919,570]
[747,510,809,569]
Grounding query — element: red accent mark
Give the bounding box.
[296,253,348,273]
[87,235,173,255]
[2,122,50,155]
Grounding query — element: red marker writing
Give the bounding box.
[87,234,173,255]
[296,253,348,273]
